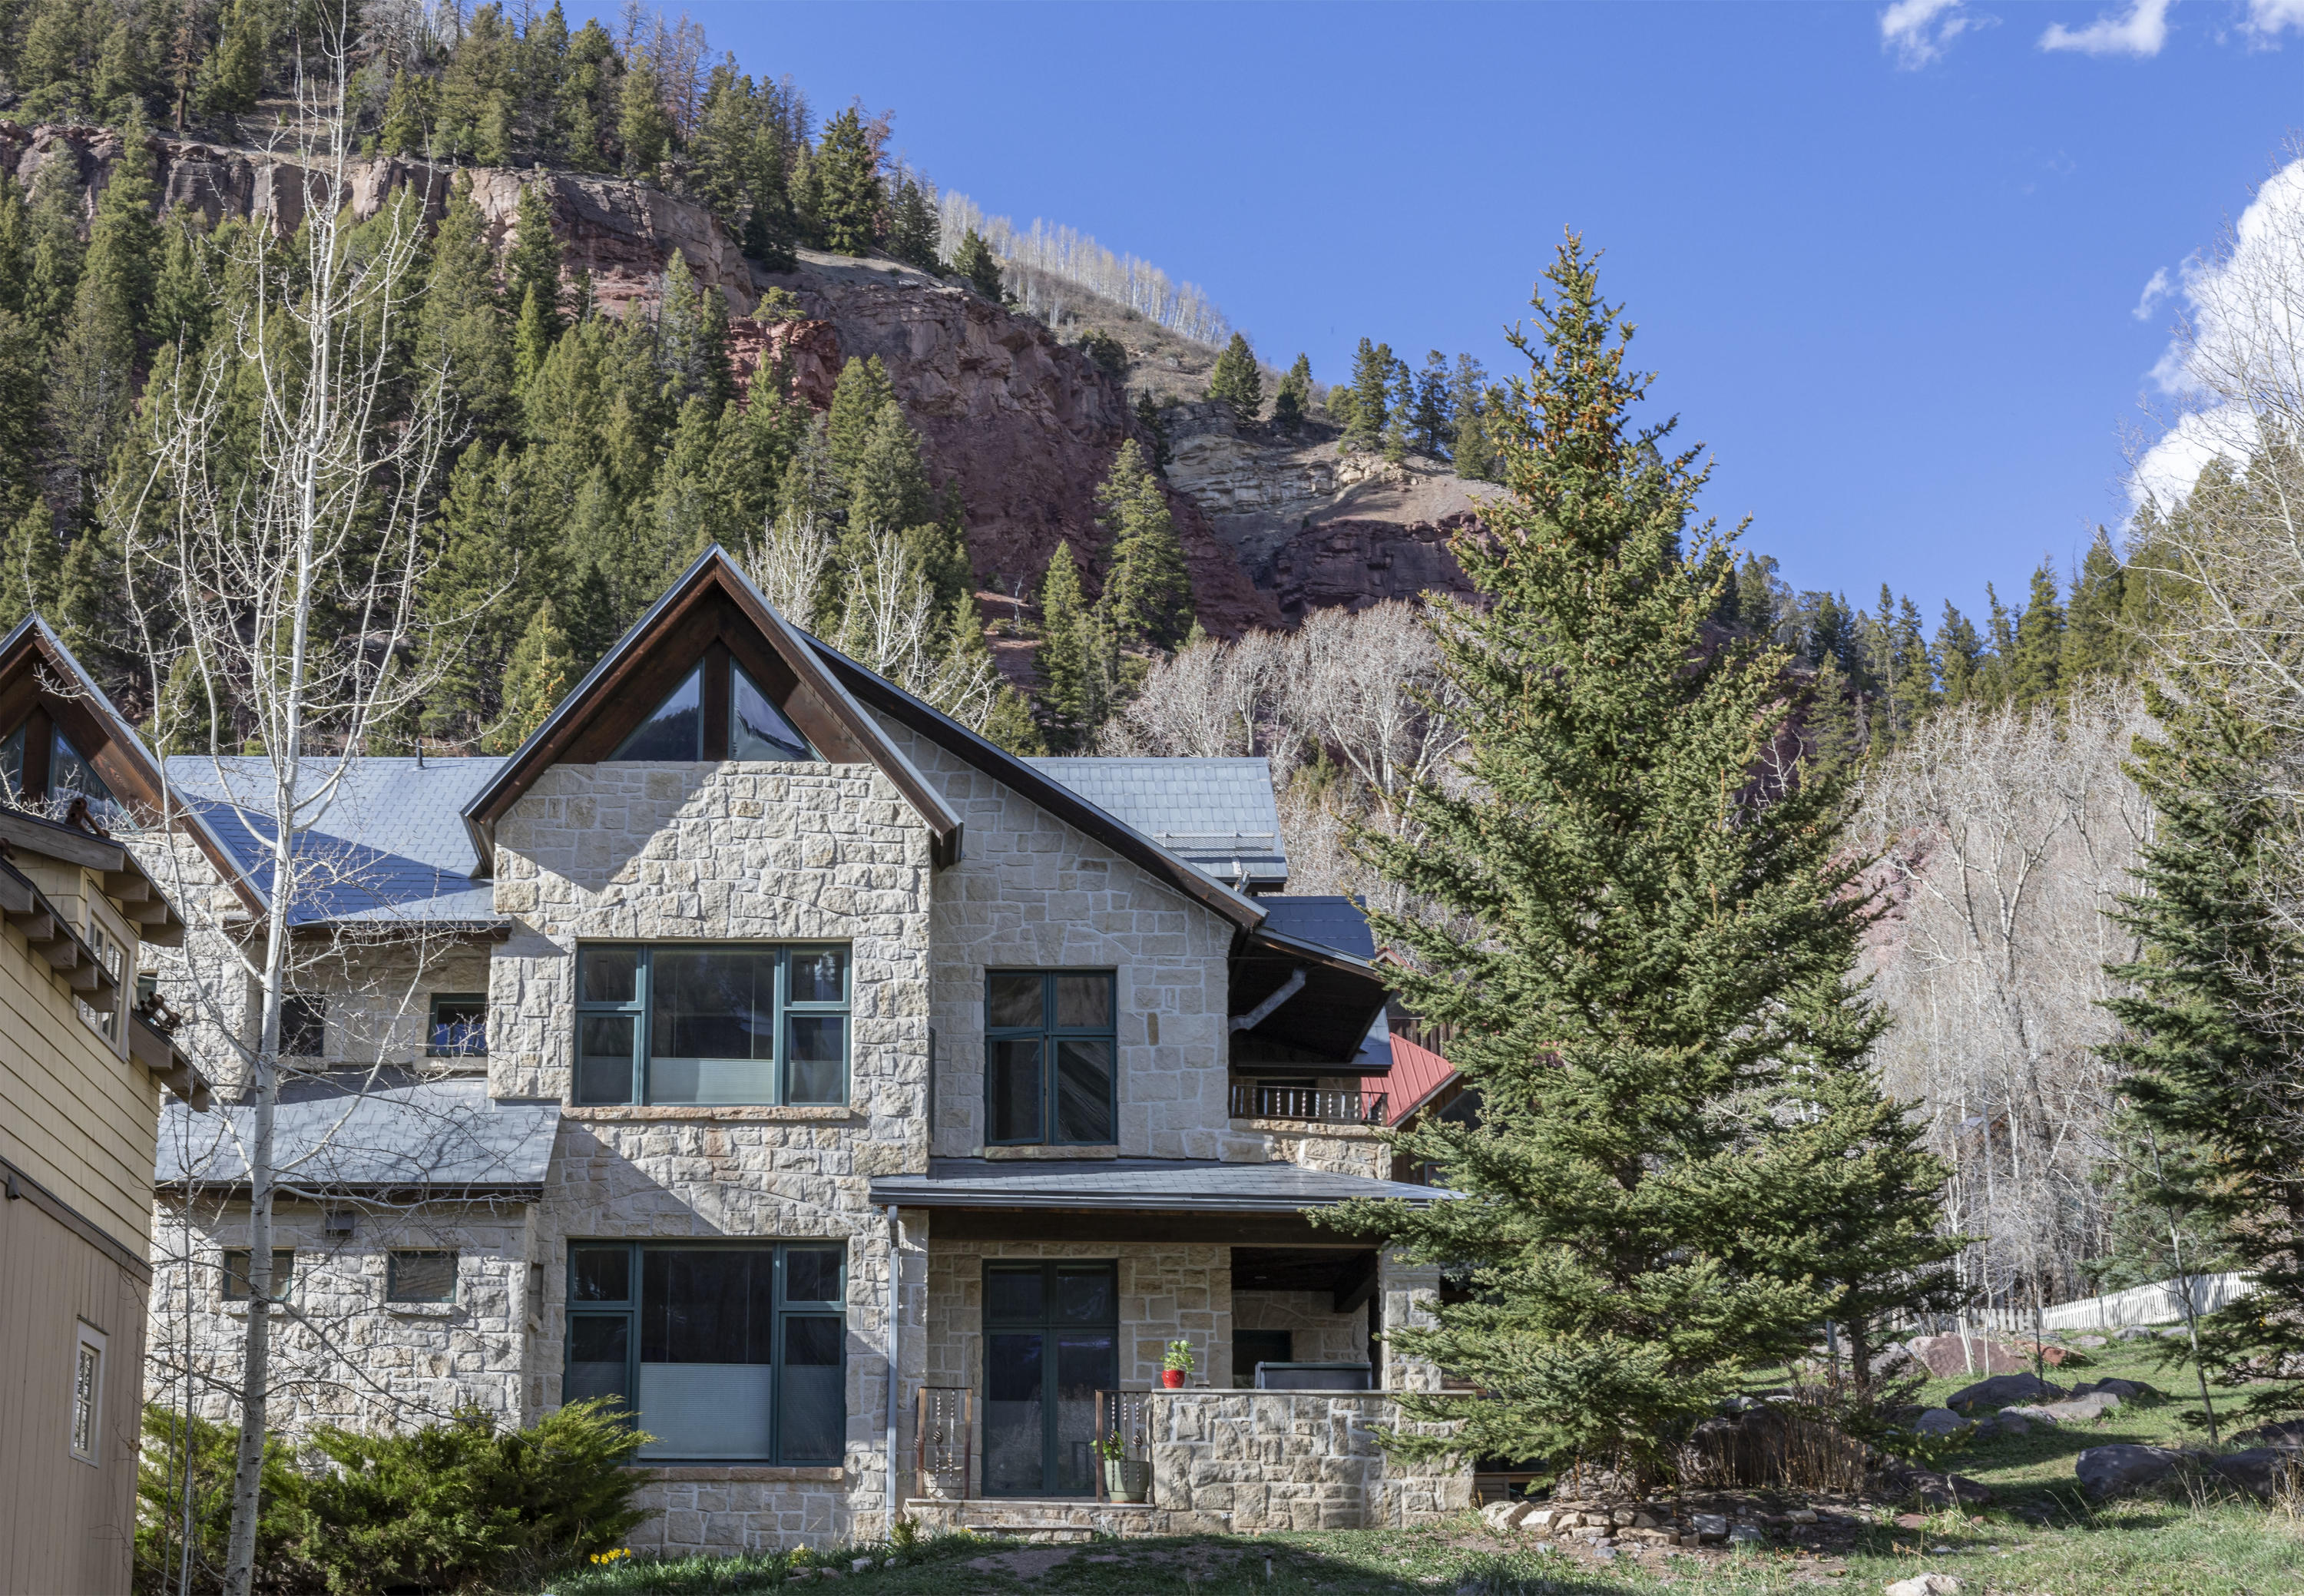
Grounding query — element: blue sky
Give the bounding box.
[675,0,2301,626]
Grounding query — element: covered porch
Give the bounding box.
[872,1157,1469,1535]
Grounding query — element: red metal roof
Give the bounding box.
[1370,1034,1455,1123]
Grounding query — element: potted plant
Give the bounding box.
[1094,1431,1150,1502]
[1161,1339,1197,1389]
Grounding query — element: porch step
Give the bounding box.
[903,1497,1169,1544]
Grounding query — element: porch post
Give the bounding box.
[885,1204,902,1529]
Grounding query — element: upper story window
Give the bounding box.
[2,720,121,826]
[574,944,849,1107]
[280,995,326,1058]
[985,970,1116,1146]
[428,993,488,1057]
[75,915,127,1046]
[611,661,814,763]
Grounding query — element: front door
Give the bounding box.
[982,1260,1117,1495]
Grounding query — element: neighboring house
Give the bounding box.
[0,621,206,1596]
[139,548,1466,1554]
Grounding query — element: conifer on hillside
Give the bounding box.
[1096,439,1193,651]
[1935,602,1984,706]
[1207,332,1262,426]
[952,227,1002,302]
[813,105,883,256]
[1322,238,1953,1482]
[2010,560,2066,708]
[488,600,576,753]
[2063,528,2127,683]
[1271,354,1311,435]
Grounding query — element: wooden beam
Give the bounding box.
[0,808,124,872]
[101,870,150,904]
[1332,1251,1380,1316]
[922,1207,1368,1247]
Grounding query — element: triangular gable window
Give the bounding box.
[606,662,818,763]
[611,667,703,760]
[732,664,813,761]
[1,718,119,823]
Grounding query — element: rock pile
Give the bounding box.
[1479,1493,1842,1548]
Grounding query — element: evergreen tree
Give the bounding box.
[1270,353,1310,435]
[502,181,564,337]
[2009,558,2065,708]
[1321,240,1941,1482]
[419,174,515,441]
[1412,349,1452,457]
[2063,527,2127,683]
[1207,331,1262,426]
[652,253,731,411]
[618,48,673,177]
[1339,337,1392,452]
[1450,353,1495,480]
[2105,672,2304,1427]
[92,6,151,123]
[813,104,883,257]
[376,69,437,158]
[1096,438,1193,651]
[47,118,158,522]
[485,600,574,753]
[886,169,942,273]
[1732,551,1783,640]
[25,151,85,333]
[1381,354,1414,464]
[558,20,619,171]
[0,170,31,319]
[1035,541,1094,750]
[1133,389,1170,468]
[823,354,896,492]
[511,286,554,391]
[952,227,1001,302]
[422,442,540,738]
[1975,581,2018,706]
[0,497,59,633]
[149,211,213,353]
[1935,602,1984,707]
[151,647,226,757]
[194,0,263,115]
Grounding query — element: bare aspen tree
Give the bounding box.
[1859,682,2155,1306]
[102,18,478,1594]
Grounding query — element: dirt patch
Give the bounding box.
[962,1546,1082,1580]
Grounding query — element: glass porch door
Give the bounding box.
[982,1260,1117,1496]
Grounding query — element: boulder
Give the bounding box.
[1885,1578,1964,1596]
[2069,1378,2154,1402]
[2003,1393,2120,1425]
[1480,1499,1533,1532]
[1909,1334,2031,1378]
[2075,1443,2203,1500]
[1946,1372,2066,1411]
[1912,1408,1969,1437]
[1976,1411,2033,1440]
[2232,1419,2304,1450]
[2071,1334,2108,1349]
[2204,1448,2296,1498]
[1874,1461,1993,1507]
[1690,1512,1729,1540]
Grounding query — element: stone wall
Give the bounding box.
[1231,1290,1368,1368]
[1140,1391,1468,1530]
[144,1198,531,1432]
[496,759,933,1548]
[878,720,1258,1164]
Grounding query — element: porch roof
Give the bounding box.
[869,1156,1448,1214]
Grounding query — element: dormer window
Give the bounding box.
[608,662,815,763]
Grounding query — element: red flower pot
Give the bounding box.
[1161,1369,1187,1389]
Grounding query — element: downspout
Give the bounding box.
[886,1204,903,1532]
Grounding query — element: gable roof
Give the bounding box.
[0,617,259,916]
[462,545,962,871]
[1025,757,1286,891]
[803,637,1269,933]
[164,756,506,929]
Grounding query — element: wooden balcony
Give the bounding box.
[1228,1083,1388,1126]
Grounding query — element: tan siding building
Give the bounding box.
[0,621,203,1596]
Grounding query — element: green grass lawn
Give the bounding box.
[537,1336,2304,1596]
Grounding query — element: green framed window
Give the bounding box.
[563,1241,846,1463]
[428,994,488,1057]
[573,945,850,1107]
[985,971,1116,1145]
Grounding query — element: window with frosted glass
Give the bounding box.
[984,971,1116,1145]
[573,945,849,1106]
[561,1241,844,1463]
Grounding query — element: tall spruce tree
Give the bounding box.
[2063,527,2127,684]
[952,227,1001,301]
[813,104,883,256]
[1095,438,1193,651]
[1322,239,1946,1482]
[1271,353,1310,435]
[2104,671,2304,1426]
[1935,602,1983,707]
[2009,559,2065,708]
[1035,541,1093,750]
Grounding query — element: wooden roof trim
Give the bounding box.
[461,547,963,870]
[0,618,260,919]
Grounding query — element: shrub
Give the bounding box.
[294,1399,650,1595]
[134,1406,310,1596]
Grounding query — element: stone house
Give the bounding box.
[0,620,208,1596]
[143,548,1467,1551]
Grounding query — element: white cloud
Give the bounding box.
[2245,0,2304,40]
[2039,0,2173,56]
[2130,161,2304,514]
[1881,0,1976,66]
[2132,265,2175,321]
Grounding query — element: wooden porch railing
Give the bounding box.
[915,1385,972,1501]
[1229,1083,1389,1125]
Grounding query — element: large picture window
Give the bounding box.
[985,971,1116,1145]
[563,1241,845,1463]
[574,945,849,1107]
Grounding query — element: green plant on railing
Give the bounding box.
[1163,1339,1197,1374]
[1093,1432,1129,1462]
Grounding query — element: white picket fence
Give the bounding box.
[1966,1273,2256,1333]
